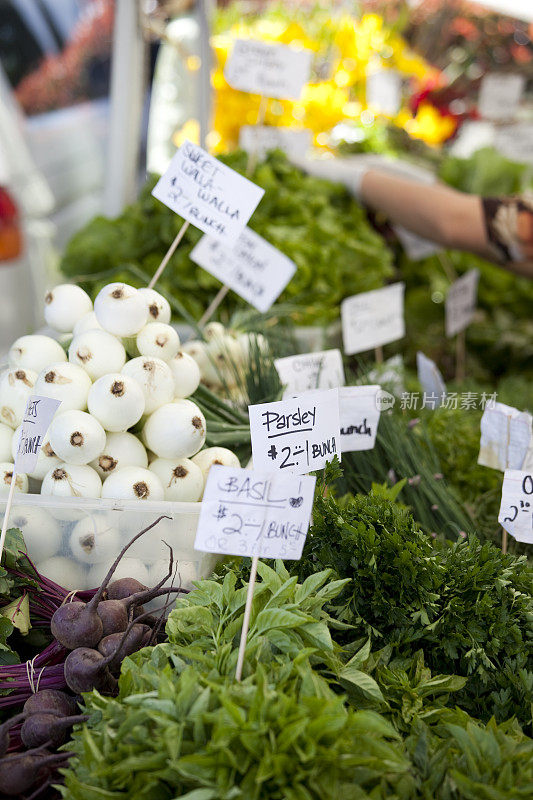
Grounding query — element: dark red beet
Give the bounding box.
[98,624,150,670]
[21,713,88,749]
[97,599,129,636]
[106,577,147,600]
[63,648,117,695]
[0,750,71,795]
[23,689,77,719]
[0,713,25,757]
[50,515,170,651]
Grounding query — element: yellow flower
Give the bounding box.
[403,103,456,146]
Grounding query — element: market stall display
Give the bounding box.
[1,1,533,798]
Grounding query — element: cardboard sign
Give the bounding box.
[339,385,381,452]
[478,402,532,472]
[478,73,525,122]
[224,39,312,99]
[498,469,533,543]
[152,141,264,245]
[239,126,313,160]
[249,388,341,476]
[274,349,345,398]
[445,269,479,338]
[190,227,296,313]
[394,226,443,261]
[416,352,446,408]
[195,465,315,559]
[15,396,61,474]
[495,122,533,166]
[366,69,402,116]
[341,283,405,356]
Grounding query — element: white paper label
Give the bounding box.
[498,469,533,543]
[239,126,313,160]
[152,140,264,245]
[195,465,315,559]
[15,396,61,474]
[366,69,402,116]
[224,39,312,99]
[478,402,532,472]
[445,269,479,338]
[190,227,296,313]
[495,122,533,165]
[478,73,525,122]
[339,385,381,452]
[416,352,446,408]
[274,349,345,398]
[249,388,341,476]
[394,226,443,261]
[341,283,405,356]
[368,354,404,397]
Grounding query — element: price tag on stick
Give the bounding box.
[194,464,316,682]
[195,465,316,560]
[0,395,60,561]
[239,126,312,160]
[224,39,312,99]
[152,141,264,246]
[249,388,341,475]
[445,269,479,338]
[478,402,532,472]
[498,470,533,543]
[478,73,525,122]
[339,385,382,453]
[190,227,296,313]
[274,349,345,398]
[341,283,405,356]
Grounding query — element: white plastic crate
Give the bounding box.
[1,494,217,592]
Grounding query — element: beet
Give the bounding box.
[0,750,71,795]
[23,689,77,719]
[98,624,150,670]
[0,712,25,757]
[50,515,170,650]
[106,577,147,600]
[97,599,129,636]
[63,648,118,695]
[20,712,88,749]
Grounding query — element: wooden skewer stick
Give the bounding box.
[148,219,190,289]
[235,555,259,681]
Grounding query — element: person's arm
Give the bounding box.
[360,170,533,278]
[360,170,488,256]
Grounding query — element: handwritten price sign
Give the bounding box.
[498,470,533,543]
[195,465,316,559]
[249,388,341,475]
[445,269,479,338]
[15,395,60,474]
[152,141,264,245]
[274,349,345,398]
[190,227,296,313]
[224,39,312,100]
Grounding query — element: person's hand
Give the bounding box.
[290,153,436,199]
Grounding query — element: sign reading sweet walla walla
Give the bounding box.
[248,388,341,476]
[190,227,296,313]
[195,465,316,560]
[224,39,312,99]
[152,141,264,245]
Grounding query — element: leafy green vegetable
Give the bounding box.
[60,150,393,325]
[295,490,533,728]
[0,527,37,665]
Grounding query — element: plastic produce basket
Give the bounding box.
[0,494,216,592]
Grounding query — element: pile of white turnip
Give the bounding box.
[0,282,240,588]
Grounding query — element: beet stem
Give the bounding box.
[87,515,171,611]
